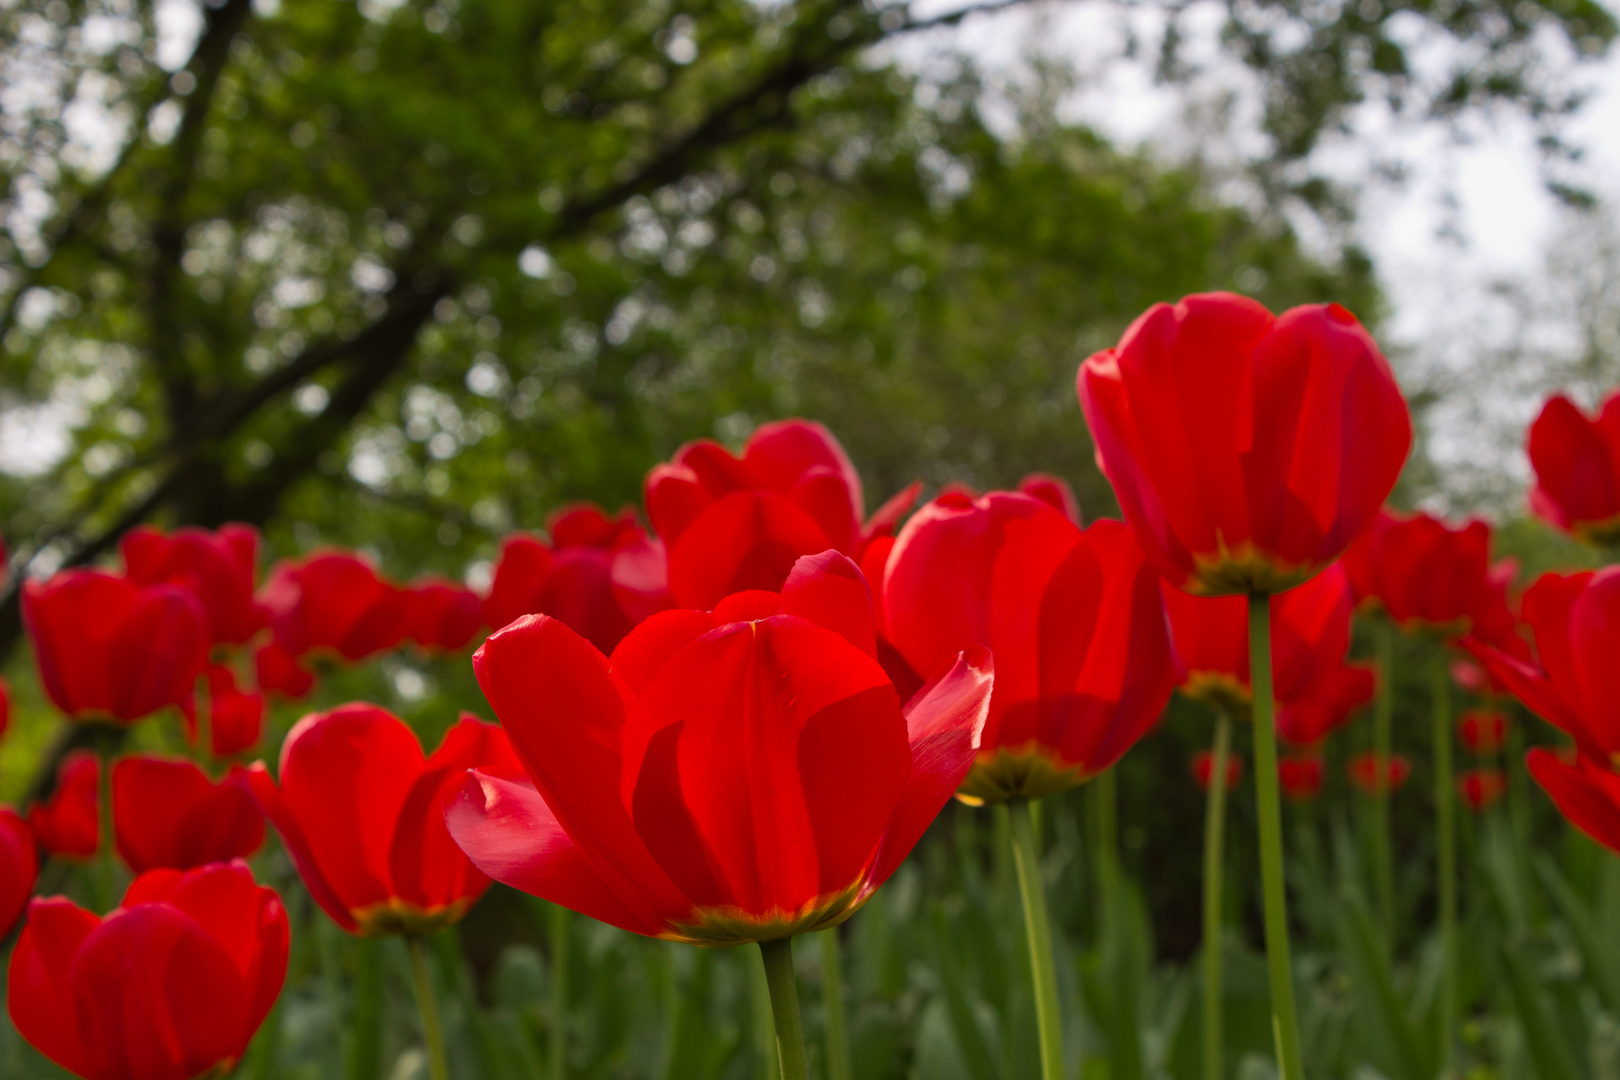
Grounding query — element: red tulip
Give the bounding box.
[1457,710,1509,756]
[1276,662,1377,747]
[1343,509,1491,634]
[1465,568,1620,762]
[1457,768,1507,813]
[0,807,37,940]
[28,752,99,859]
[247,705,519,935]
[1527,390,1620,544]
[254,639,315,700]
[22,570,209,723]
[1278,756,1325,802]
[182,663,265,756]
[404,576,484,652]
[1348,752,1411,796]
[1526,748,1620,853]
[260,551,409,661]
[882,491,1177,804]
[1191,750,1243,791]
[113,756,264,874]
[7,861,288,1080]
[484,505,672,653]
[1077,293,1411,596]
[447,550,994,943]
[1162,563,1357,718]
[121,524,265,645]
[644,419,919,608]
[1017,473,1082,525]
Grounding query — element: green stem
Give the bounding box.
[407,936,451,1080]
[818,929,853,1080]
[550,904,569,1080]
[348,937,384,1080]
[1248,594,1304,1080]
[1432,653,1457,1075]
[1373,620,1396,948]
[1009,798,1065,1080]
[1091,767,1119,908]
[1203,711,1233,1080]
[758,937,808,1080]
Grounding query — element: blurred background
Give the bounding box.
[3,0,1619,1077]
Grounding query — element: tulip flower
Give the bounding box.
[1191,750,1243,790]
[448,551,993,1078]
[1079,292,1410,1080]
[7,861,288,1080]
[247,705,518,936]
[1276,663,1376,747]
[27,752,99,859]
[404,575,485,652]
[880,489,1172,1079]
[22,570,209,724]
[1457,769,1507,813]
[1348,752,1411,796]
[644,419,919,609]
[254,639,316,699]
[121,523,265,645]
[1526,390,1620,544]
[0,807,37,940]
[1465,568,1620,762]
[260,551,409,662]
[1526,748,1620,853]
[113,756,263,873]
[484,504,672,653]
[1343,509,1492,635]
[1278,756,1325,802]
[1457,710,1509,756]
[182,663,265,756]
[1163,563,1357,719]
[1017,473,1082,524]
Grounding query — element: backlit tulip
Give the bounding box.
[28,752,98,859]
[882,491,1177,804]
[1279,756,1325,802]
[447,551,994,943]
[484,505,671,653]
[1077,293,1411,596]
[1526,748,1620,853]
[121,524,265,645]
[1348,752,1411,796]
[1191,750,1243,791]
[1018,473,1082,525]
[1457,769,1507,813]
[260,551,408,662]
[404,576,484,652]
[644,419,919,608]
[1465,567,1620,762]
[113,756,263,873]
[1344,510,1491,634]
[0,808,36,940]
[247,705,519,935]
[1526,390,1620,544]
[254,639,315,700]
[7,861,288,1080]
[1276,663,1376,747]
[22,570,209,723]
[182,663,265,756]
[1163,563,1357,718]
[1457,710,1509,756]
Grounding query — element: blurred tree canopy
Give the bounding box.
[0,0,1612,659]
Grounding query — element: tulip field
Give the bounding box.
[4,288,1620,1080]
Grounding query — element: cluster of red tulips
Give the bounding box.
[8,290,1620,1080]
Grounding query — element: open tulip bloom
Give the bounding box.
[1078,292,1411,1080]
[447,550,993,1079]
[1527,389,1620,545]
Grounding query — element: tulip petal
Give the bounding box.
[667,491,834,609]
[446,770,660,936]
[780,550,877,658]
[869,646,994,888]
[473,615,691,927]
[1569,569,1620,757]
[8,898,99,1078]
[609,610,722,695]
[1527,748,1620,854]
[114,756,265,874]
[389,718,512,911]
